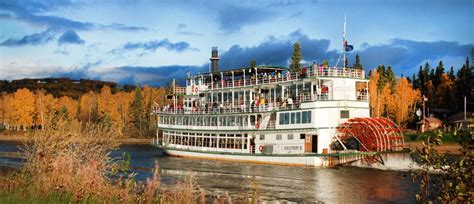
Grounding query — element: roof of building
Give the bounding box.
[417,117,443,124]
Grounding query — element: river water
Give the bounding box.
[0,142,418,203]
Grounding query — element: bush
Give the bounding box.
[0,117,256,203]
[410,130,473,202]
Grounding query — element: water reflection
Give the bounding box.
[0,142,417,202]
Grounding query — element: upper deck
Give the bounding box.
[185,66,366,94]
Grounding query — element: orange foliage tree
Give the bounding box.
[12,88,35,130]
[369,70,380,117]
[98,86,121,133]
[34,90,56,129]
[79,91,98,123]
[387,78,421,126]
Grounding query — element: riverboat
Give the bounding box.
[153,23,405,167]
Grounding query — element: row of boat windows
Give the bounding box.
[259,134,305,140]
[279,111,312,125]
[163,131,249,149]
[160,115,261,126]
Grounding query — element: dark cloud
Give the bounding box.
[12,30,471,87]
[0,28,55,46]
[218,30,339,69]
[347,39,473,74]
[109,66,205,86]
[57,30,85,45]
[112,39,198,54]
[216,5,274,33]
[0,1,147,32]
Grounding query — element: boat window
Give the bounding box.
[276,134,282,140]
[296,112,301,124]
[287,134,294,140]
[260,135,265,140]
[340,110,350,119]
[300,134,305,140]
[284,113,290,124]
[291,112,296,124]
[279,113,284,124]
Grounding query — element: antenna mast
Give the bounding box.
[343,13,347,68]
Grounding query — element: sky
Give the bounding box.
[0,0,472,86]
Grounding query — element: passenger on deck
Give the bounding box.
[302,66,307,78]
[287,97,293,109]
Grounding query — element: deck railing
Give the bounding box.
[191,67,365,92]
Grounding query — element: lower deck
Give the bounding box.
[159,128,332,155]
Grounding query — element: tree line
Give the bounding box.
[0,86,166,137]
[411,58,472,115]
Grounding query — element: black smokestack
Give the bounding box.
[210,47,219,73]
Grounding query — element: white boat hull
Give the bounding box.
[163,148,369,167]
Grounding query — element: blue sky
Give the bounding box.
[0,0,472,86]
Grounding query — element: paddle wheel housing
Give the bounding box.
[336,117,405,152]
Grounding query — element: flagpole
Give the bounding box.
[343,13,347,68]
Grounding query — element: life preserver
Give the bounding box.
[258,145,264,152]
[194,86,199,93]
[255,122,260,129]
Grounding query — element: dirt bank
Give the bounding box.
[0,131,152,145]
[406,141,462,154]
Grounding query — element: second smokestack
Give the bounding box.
[210,47,219,73]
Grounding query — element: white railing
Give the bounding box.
[193,67,365,91]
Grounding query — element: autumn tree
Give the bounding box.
[12,88,35,130]
[34,90,55,129]
[290,42,302,72]
[379,85,393,117]
[79,91,98,124]
[434,74,456,111]
[115,91,133,133]
[56,96,78,120]
[369,70,380,117]
[388,78,421,126]
[98,86,121,132]
[131,86,145,137]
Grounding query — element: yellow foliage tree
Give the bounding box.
[34,90,56,129]
[98,86,121,132]
[79,91,98,123]
[57,96,78,120]
[379,84,393,118]
[12,88,35,130]
[115,91,134,132]
[369,70,380,117]
[388,78,421,126]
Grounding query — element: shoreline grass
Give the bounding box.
[0,118,257,203]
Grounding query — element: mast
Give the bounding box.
[343,13,347,69]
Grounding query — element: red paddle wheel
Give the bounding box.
[337,117,405,152]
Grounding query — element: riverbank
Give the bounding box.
[0,131,152,145]
[406,141,462,154]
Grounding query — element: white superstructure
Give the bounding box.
[155,63,370,166]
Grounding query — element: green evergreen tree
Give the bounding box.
[422,62,430,95]
[456,57,473,112]
[385,66,396,89]
[353,54,363,70]
[434,60,444,87]
[448,66,455,81]
[290,42,302,72]
[250,59,256,68]
[131,86,144,137]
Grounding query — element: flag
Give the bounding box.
[345,45,353,51]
